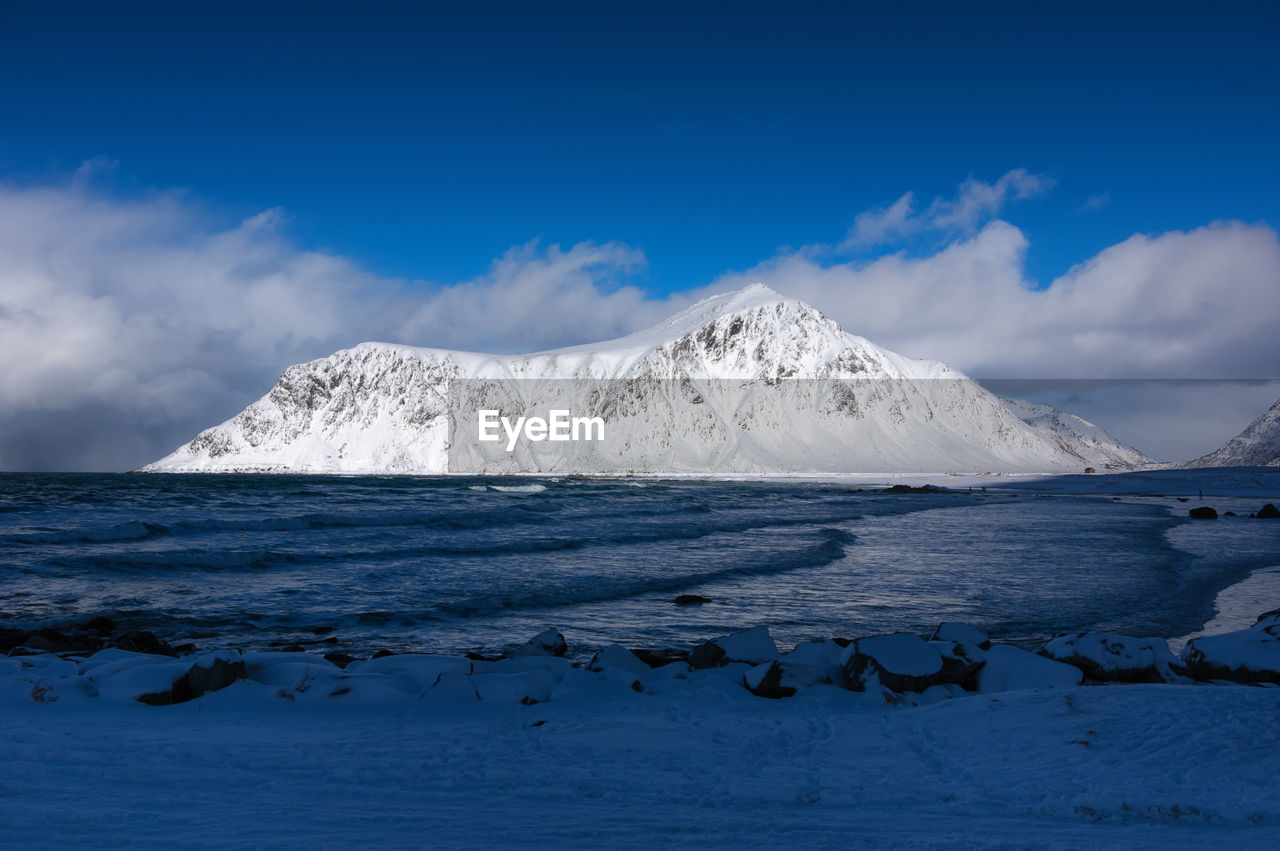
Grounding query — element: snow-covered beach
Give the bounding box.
[4,621,1280,849]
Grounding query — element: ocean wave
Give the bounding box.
[46,518,852,574]
[2,520,169,546]
[432,527,855,617]
[2,505,561,547]
[48,549,306,573]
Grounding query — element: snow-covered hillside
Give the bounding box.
[1001,398,1153,471]
[1184,398,1280,468]
[143,285,1142,475]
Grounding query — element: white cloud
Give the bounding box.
[0,179,679,469]
[395,240,672,355]
[709,219,1280,380]
[841,168,1053,249]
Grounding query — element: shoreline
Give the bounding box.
[6,603,1278,707]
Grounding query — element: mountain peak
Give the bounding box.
[683,282,788,314]
[656,283,814,336]
[144,284,1141,475]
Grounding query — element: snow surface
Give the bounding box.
[143,285,1144,475]
[2,664,1278,847]
[976,645,1084,692]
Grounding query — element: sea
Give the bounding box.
[2,472,1279,658]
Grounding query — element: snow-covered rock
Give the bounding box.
[471,670,558,705]
[929,622,992,650]
[143,285,1131,475]
[690,625,781,669]
[242,651,338,680]
[785,638,847,667]
[1182,613,1280,685]
[742,661,796,699]
[349,654,472,691]
[777,662,834,690]
[782,638,846,686]
[1184,396,1280,468]
[78,649,174,679]
[977,645,1083,693]
[1040,633,1185,683]
[178,650,247,701]
[250,660,339,688]
[102,650,246,705]
[509,628,567,658]
[587,645,652,677]
[422,672,481,706]
[471,656,574,678]
[841,633,947,693]
[626,649,690,671]
[928,639,987,687]
[1001,398,1153,470]
[94,660,193,703]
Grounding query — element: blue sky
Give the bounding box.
[3,0,1276,293]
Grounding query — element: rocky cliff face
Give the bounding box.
[1184,398,1280,468]
[143,285,1144,475]
[1001,398,1153,471]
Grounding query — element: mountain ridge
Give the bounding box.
[143,285,1145,475]
[1183,398,1280,468]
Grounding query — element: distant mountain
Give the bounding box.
[143,285,1143,475]
[1184,398,1280,468]
[1000,398,1153,471]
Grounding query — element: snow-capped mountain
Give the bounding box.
[1183,397,1280,468]
[143,285,1143,475]
[1000,398,1153,471]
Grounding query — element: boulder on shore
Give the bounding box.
[976,645,1082,693]
[1257,503,1280,519]
[840,633,946,693]
[510,628,567,658]
[1182,613,1280,685]
[629,648,690,669]
[928,639,987,689]
[930,622,992,651]
[742,661,797,699]
[1188,506,1219,519]
[587,645,652,677]
[1040,633,1185,683]
[138,651,246,706]
[689,626,780,669]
